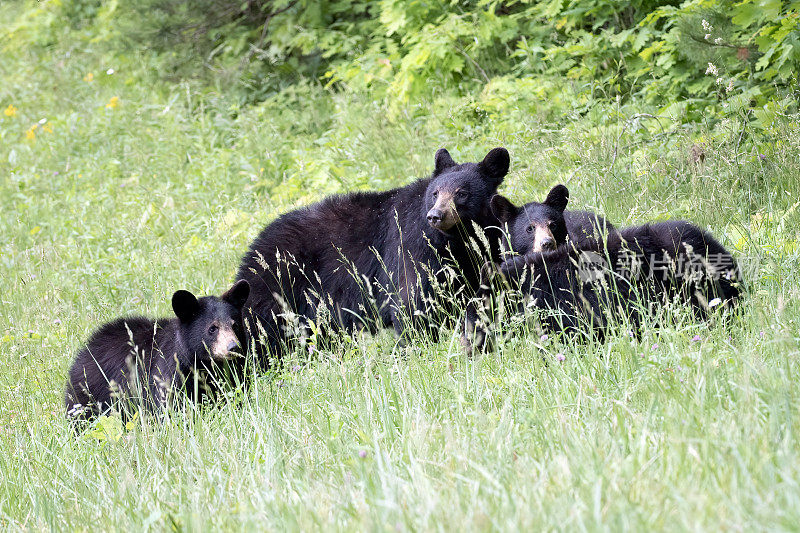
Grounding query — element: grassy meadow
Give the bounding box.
[2,1,800,530]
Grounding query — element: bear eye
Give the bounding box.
[526,225,534,234]
[207,325,218,335]
[548,221,556,229]
[456,190,467,200]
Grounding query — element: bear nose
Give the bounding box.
[541,237,556,251]
[227,340,239,352]
[427,209,443,225]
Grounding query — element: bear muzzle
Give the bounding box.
[427,194,459,232]
[211,328,241,360]
[532,225,557,252]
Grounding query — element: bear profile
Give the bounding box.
[236,147,510,364]
[65,280,250,422]
[462,220,740,352]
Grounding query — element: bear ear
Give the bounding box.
[489,194,519,223]
[222,279,250,309]
[172,290,200,323]
[479,147,510,185]
[544,184,569,212]
[434,148,457,174]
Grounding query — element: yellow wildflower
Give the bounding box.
[83,72,94,82]
[43,123,53,133]
[106,96,120,109]
[3,104,17,117]
[25,124,37,140]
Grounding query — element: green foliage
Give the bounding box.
[0,0,800,116]
[6,0,797,119]
[3,0,800,528]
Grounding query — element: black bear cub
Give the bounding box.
[463,202,740,352]
[489,184,616,255]
[65,280,250,421]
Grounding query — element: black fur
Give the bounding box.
[463,220,740,351]
[65,281,250,421]
[236,148,510,365]
[490,184,616,256]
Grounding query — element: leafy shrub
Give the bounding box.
[5,0,798,124]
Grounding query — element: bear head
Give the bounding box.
[171,279,250,364]
[490,184,570,254]
[424,147,510,234]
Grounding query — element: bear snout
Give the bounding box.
[427,208,444,225]
[532,224,557,252]
[211,328,240,359]
[426,189,460,232]
[539,236,556,251]
[427,208,458,231]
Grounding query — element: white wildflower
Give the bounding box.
[715,37,723,45]
[706,62,719,76]
[716,77,724,85]
[702,19,713,32]
[726,79,735,93]
[705,33,711,40]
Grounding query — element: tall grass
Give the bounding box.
[2,5,800,530]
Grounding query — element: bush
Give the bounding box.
[5,0,798,124]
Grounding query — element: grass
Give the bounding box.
[2,4,800,530]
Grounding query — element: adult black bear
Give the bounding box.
[236,148,510,365]
[65,280,250,421]
[462,220,740,352]
[489,184,616,255]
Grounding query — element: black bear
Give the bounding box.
[236,147,510,364]
[65,280,250,421]
[462,220,740,352]
[489,184,616,255]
